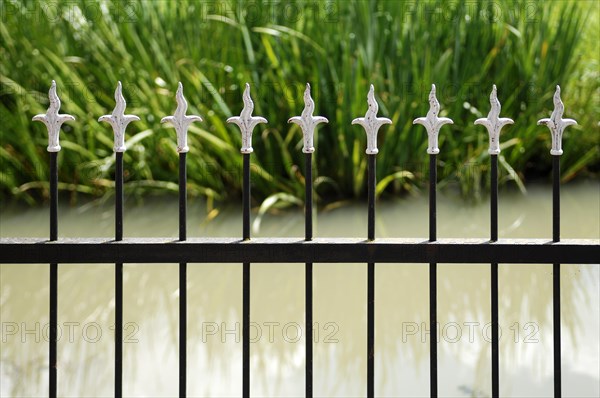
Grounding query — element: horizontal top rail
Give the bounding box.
[1,237,597,264]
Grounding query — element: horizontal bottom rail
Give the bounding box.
[1,238,598,264]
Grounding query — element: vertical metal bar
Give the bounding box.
[180,153,187,242]
[490,154,499,398]
[305,153,313,241]
[367,261,375,398]
[305,153,313,397]
[305,260,313,396]
[491,262,499,397]
[429,154,438,397]
[179,260,187,396]
[50,153,58,241]
[553,155,561,397]
[115,152,123,398]
[429,155,437,242]
[116,153,123,242]
[243,154,251,241]
[552,156,560,243]
[49,262,58,396]
[490,155,498,242]
[553,266,561,395]
[367,154,376,398]
[242,153,251,398]
[115,264,123,397]
[242,261,250,397]
[367,155,376,241]
[179,153,187,397]
[49,152,58,398]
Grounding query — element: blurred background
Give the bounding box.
[0,0,598,211]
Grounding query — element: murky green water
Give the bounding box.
[1,182,599,397]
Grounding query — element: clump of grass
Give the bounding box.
[1,0,597,210]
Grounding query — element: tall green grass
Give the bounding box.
[1,0,598,210]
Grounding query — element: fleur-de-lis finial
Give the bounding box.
[161,82,203,153]
[537,85,577,156]
[227,83,268,154]
[352,84,392,155]
[474,85,514,155]
[98,81,140,152]
[413,84,453,154]
[32,80,75,152]
[288,83,328,153]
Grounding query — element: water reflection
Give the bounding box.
[1,182,598,397]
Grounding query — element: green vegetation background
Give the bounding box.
[1,0,598,213]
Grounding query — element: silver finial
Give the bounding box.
[226,83,268,154]
[413,84,453,154]
[474,85,514,155]
[98,81,141,153]
[352,84,392,155]
[288,83,328,153]
[537,85,577,156]
[161,82,203,153]
[32,80,75,152]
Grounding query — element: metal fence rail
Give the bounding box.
[1,238,598,264]
[1,80,598,398]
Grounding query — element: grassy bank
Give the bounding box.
[1,0,598,211]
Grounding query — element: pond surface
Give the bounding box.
[1,182,599,397]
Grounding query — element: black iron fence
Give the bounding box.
[0,81,598,398]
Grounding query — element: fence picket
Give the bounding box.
[32,80,74,398]
[538,85,578,398]
[98,81,140,398]
[413,84,453,397]
[161,82,203,397]
[227,83,267,397]
[288,83,328,397]
[352,84,392,398]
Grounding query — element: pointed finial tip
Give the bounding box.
[539,85,577,156]
[306,82,311,90]
[178,81,183,89]
[354,84,391,155]
[230,83,267,152]
[431,83,436,90]
[34,79,76,152]
[117,81,122,87]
